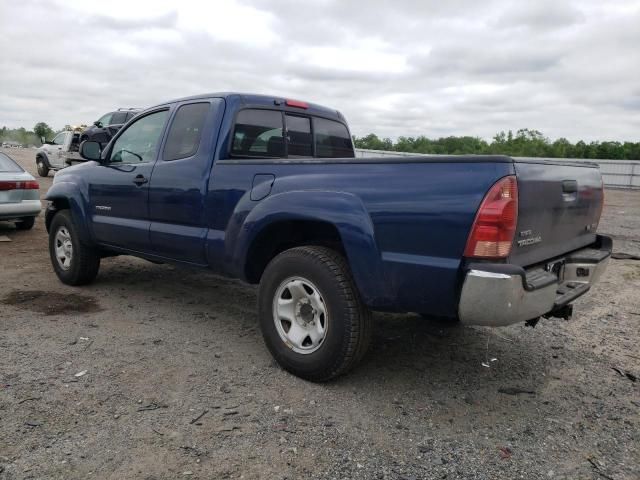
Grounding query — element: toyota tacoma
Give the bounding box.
[44,93,611,381]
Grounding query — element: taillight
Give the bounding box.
[0,180,39,191]
[464,175,518,259]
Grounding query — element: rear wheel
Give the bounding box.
[48,210,100,285]
[15,216,35,230]
[258,246,371,382]
[36,158,49,177]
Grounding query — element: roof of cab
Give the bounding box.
[152,92,346,122]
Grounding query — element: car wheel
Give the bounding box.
[15,216,36,230]
[48,210,100,286]
[258,246,372,382]
[36,158,49,177]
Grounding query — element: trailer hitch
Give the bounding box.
[526,304,574,328]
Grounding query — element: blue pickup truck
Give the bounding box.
[45,93,611,381]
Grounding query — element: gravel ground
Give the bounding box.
[0,147,638,480]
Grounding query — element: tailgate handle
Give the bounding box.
[562,180,578,193]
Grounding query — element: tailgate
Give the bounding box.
[510,160,603,267]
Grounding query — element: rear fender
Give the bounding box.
[233,190,390,307]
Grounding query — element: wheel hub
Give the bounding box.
[296,300,316,325]
[273,277,328,355]
[54,227,73,271]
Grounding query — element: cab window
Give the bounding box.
[110,110,169,164]
[286,115,312,157]
[314,118,354,158]
[231,109,284,157]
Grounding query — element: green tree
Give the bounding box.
[34,122,54,141]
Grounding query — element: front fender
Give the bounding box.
[232,190,391,307]
[44,181,92,244]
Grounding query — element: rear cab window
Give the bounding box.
[314,118,354,158]
[232,110,284,157]
[230,109,353,159]
[286,115,312,157]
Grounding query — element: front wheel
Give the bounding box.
[258,246,372,382]
[36,158,49,177]
[48,210,100,285]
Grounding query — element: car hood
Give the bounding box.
[53,160,97,182]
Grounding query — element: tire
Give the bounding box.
[36,158,49,177]
[15,216,35,230]
[48,210,100,286]
[258,246,372,382]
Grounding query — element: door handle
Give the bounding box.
[133,174,148,186]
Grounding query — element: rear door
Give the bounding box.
[510,160,604,267]
[88,108,170,252]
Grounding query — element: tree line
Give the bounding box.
[2,123,639,160]
[0,122,56,147]
[353,128,640,160]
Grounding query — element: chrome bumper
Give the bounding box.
[458,237,611,327]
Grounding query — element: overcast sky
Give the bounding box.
[1,0,639,141]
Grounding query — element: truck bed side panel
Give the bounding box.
[208,160,513,316]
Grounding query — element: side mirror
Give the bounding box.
[93,121,102,127]
[80,141,102,161]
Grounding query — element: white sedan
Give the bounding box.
[0,152,41,230]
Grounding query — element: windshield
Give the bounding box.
[96,113,113,126]
[0,152,23,172]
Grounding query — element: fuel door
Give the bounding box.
[250,174,275,201]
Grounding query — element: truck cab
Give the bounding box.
[35,128,84,177]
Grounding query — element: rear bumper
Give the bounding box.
[0,200,42,220]
[458,235,611,327]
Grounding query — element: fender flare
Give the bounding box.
[44,181,93,244]
[231,190,391,307]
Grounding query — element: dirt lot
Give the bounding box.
[0,147,638,480]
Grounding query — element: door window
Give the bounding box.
[109,110,169,164]
[163,103,210,161]
[231,109,284,157]
[314,118,354,158]
[52,132,68,145]
[285,115,312,157]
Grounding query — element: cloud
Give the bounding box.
[0,0,638,142]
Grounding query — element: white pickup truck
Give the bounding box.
[35,129,85,177]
